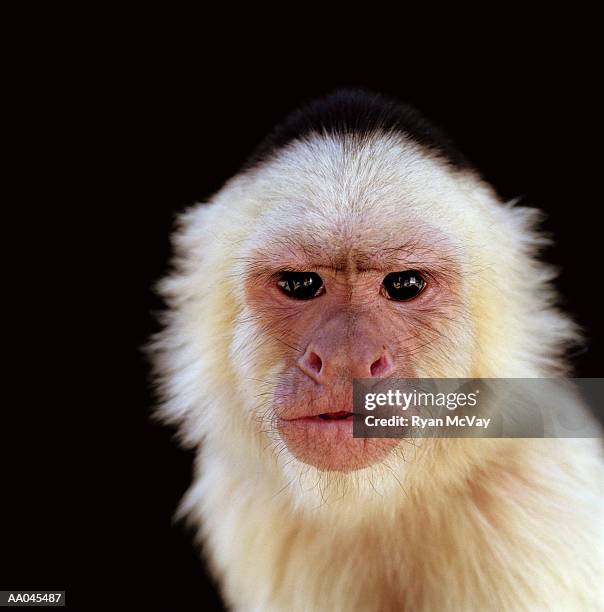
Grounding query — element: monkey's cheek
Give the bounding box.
[276,418,399,472]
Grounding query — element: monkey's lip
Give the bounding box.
[284,410,355,422]
[276,412,398,472]
[317,411,353,420]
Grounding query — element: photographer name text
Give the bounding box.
[364,414,491,429]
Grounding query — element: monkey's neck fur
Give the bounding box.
[179,430,600,611]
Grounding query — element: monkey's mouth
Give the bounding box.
[286,410,356,422]
[276,408,398,472]
[317,411,353,420]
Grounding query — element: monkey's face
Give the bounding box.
[232,143,475,472]
[158,97,568,495]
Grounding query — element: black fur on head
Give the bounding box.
[246,89,470,170]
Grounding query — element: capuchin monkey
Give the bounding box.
[151,91,603,611]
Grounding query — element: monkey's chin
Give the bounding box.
[276,417,399,472]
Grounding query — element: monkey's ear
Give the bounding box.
[148,200,240,447]
[147,302,217,449]
[155,202,222,304]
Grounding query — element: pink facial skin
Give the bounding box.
[244,224,463,472]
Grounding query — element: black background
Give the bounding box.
[3,41,602,611]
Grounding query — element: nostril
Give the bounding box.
[370,354,391,377]
[307,351,323,374]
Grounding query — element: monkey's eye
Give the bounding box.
[277,272,324,300]
[382,270,426,301]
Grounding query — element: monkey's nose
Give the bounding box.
[297,346,394,383]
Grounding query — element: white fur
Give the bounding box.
[151,133,603,610]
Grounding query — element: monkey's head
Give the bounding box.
[154,91,575,491]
